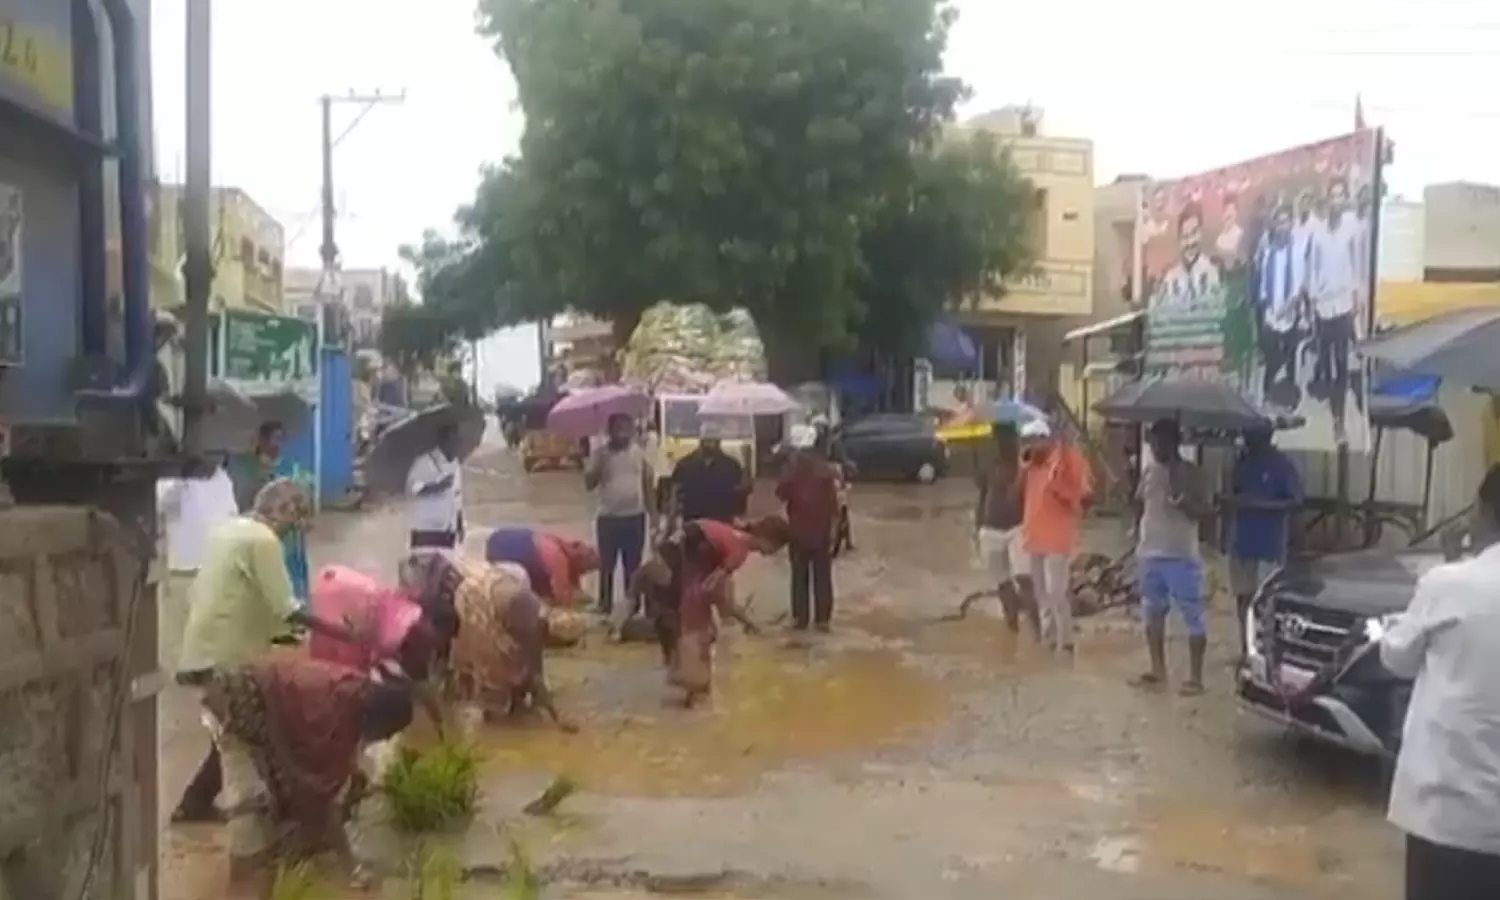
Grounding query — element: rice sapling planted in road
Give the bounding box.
[380,739,482,834]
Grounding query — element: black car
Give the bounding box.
[1236,548,1441,758]
[833,413,949,484]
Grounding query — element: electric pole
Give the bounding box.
[316,90,405,309]
[181,0,213,457]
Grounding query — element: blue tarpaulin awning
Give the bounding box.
[926,320,978,371]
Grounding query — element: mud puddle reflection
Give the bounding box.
[482,638,948,797]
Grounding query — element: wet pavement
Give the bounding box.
[158,440,1403,899]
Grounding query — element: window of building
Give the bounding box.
[1028,188,1049,256]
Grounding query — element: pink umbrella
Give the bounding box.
[697,381,802,416]
[545,384,650,437]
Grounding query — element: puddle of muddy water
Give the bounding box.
[480,638,948,797]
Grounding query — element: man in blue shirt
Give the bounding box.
[1228,425,1303,658]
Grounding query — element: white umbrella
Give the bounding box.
[697,381,802,416]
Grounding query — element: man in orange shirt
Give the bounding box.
[1019,419,1093,653]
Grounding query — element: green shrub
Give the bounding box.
[380,739,482,834]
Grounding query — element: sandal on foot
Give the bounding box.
[1178,681,1205,697]
[1128,673,1166,691]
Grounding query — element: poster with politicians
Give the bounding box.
[1137,130,1380,452]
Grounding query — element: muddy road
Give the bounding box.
[159,442,1402,899]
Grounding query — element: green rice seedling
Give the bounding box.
[268,862,322,900]
[381,738,483,834]
[407,842,462,900]
[500,837,540,900]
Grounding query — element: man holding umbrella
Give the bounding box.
[406,423,465,549]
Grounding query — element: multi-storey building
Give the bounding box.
[149,185,285,314]
[945,106,1095,404]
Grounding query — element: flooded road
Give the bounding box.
[159,443,1402,899]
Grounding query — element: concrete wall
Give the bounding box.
[1377,199,1425,282]
[0,506,143,899]
[153,186,286,313]
[1423,182,1500,274]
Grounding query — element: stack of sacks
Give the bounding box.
[620,302,767,393]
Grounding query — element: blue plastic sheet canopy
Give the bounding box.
[926,320,979,371]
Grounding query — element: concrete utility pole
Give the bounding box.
[181,0,213,457]
[316,90,405,308]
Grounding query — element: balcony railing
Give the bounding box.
[973,260,1092,315]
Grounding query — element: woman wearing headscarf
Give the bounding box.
[483,526,600,607]
[307,564,456,726]
[173,478,359,824]
[203,656,414,898]
[400,551,577,731]
[640,516,788,707]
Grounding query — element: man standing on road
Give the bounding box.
[1381,464,1500,898]
[777,425,840,632]
[405,423,464,550]
[1228,425,1302,659]
[587,413,654,619]
[670,423,749,526]
[1132,419,1210,695]
[975,423,1038,640]
[1019,419,1092,653]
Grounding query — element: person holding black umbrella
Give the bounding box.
[1131,418,1212,696]
[405,423,465,549]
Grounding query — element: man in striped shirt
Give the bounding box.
[1153,203,1222,310]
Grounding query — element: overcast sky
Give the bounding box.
[149,0,1500,390]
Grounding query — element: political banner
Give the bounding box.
[1137,130,1381,451]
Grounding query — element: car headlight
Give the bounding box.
[1363,614,1403,642]
[1245,604,1262,656]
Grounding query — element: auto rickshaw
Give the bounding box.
[514,391,584,472]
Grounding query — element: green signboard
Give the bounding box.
[219,310,317,387]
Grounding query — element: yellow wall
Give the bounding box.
[1375,280,1500,326]
[150,186,286,314]
[966,130,1096,318]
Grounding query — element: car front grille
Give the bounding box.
[1263,596,1362,671]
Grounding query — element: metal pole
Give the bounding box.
[318,95,337,274]
[181,0,212,457]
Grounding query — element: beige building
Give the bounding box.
[149,185,286,314]
[941,106,1095,406]
[285,266,406,348]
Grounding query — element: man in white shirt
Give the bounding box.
[405,424,464,549]
[156,456,240,667]
[1214,193,1245,266]
[1380,465,1500,898]
[1309,178,1362,445]
[1152,203,1222,310]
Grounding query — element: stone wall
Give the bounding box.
[0,506,145,899]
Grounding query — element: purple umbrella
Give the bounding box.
[544,384,650,437]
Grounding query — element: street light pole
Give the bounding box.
[316,90,405,310]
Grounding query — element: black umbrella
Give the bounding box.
[364,403,486,496]
[1093,378,1272,431]
[1359,306,1500,392]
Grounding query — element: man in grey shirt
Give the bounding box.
[586,413,655,618]
[1133,418,1211,695]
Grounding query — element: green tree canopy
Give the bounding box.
[377,298,459,379]
[409,0,1034,381]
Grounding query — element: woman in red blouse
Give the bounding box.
[650,516,788,707]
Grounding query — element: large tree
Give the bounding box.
[852,131,1037,360]
[412,0,1033,381]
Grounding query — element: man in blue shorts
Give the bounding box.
[1132,418,1211,695]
